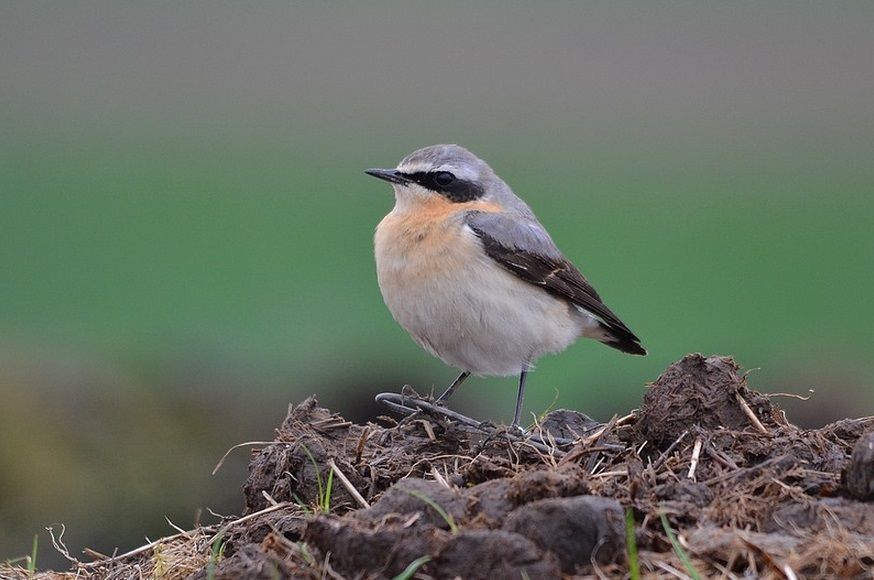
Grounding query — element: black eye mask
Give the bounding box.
[402,171,485,203]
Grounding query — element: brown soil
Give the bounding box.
[6,354,874,579]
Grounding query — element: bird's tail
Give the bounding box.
[597,322,647,356]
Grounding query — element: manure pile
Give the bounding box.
[7,354,874,579]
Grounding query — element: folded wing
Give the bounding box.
[466,212,646,355]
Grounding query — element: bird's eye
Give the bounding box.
[433,171,456,187]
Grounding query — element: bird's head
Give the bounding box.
[366,144,505,209]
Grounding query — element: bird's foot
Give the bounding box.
[374,390,596,454]
[374,391,484,429]
[510,423,527,435]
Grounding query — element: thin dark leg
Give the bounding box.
[512,369,528,429]
[436,370,470,404]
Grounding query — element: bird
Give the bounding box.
[365,144,645,429]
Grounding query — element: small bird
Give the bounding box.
[366,145,645,428]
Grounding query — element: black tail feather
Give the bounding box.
[598,322,647,356]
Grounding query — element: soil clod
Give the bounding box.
[502,495,625,572]
[435,530,560,580]
[635,354,787,449]
[846,431,874,500]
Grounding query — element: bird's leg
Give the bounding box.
[435,370,471,404]
[511,369,528,431]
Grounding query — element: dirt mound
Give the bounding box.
[635,354,787,446]
[7,354,874,579]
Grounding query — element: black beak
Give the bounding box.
[365,168,410,186]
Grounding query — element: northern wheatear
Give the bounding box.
[366,145,645,428]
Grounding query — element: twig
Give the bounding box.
[582,422,610,446]
[616,411,637,426]
[765,390,814,401]
[419,420,437,442]
[323,552,346,580]
[711,558,740,580]
[401,513,422,528]
[212,502,298,545]
[705,443,738,470]
[403,453,477,480]
[355,426,371,464]
[653,560,695,580]
[653,430,689,470]
[212,441,281,476]
[687,438,703,481]
[585,415,619,473]
[589,456,606,475]
[164,516,190,536]
[311,417,353,430]
[45,524,77,565]
[735,392,769,435]
[558,444,627,468]
[431,466,451,489]
[590,469,628,479]
[328,459,370,509]
[207,507,230,520]
[82,547,109,561]
[702,455,790,486]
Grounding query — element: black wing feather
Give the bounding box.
[470,224,646,356]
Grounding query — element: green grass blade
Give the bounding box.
[660,513,701,580]
[391,555,431,580]
[299,443,324,509]
[625,508,640,580]
[26,533,38,575]
[321,466,334,513]
[206,532,225,580]
[402,489,458,535]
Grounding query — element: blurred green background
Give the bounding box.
[2,0,873,568]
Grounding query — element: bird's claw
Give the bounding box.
[375,390,585,454]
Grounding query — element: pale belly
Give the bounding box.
[375,216,590,376]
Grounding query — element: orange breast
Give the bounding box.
[379,197,500,247]
[375,197,503,279]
